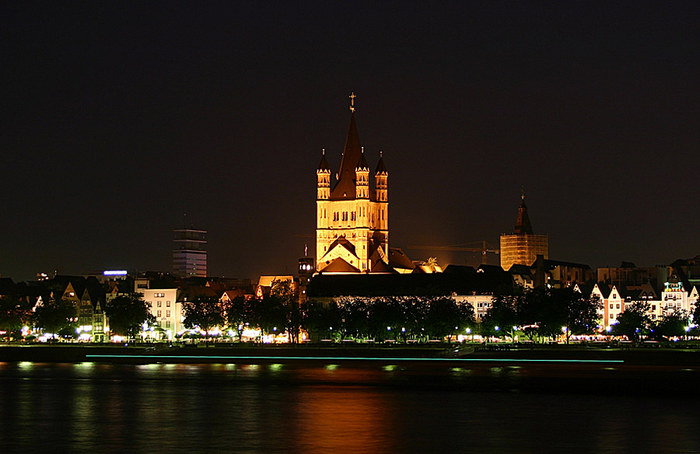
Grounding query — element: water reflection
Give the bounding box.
[294,386,396,452]
[0,362,699,452]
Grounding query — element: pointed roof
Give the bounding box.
[356,147,369,170]
[370,259,395,273]
[331,112,362,200]
[388,248,415,271]
[324,236,357,257]
[375,151,388,174]
[322,258,361,273]
[514,195,534,234]
[595,282,611,298]
[317,149,330,172]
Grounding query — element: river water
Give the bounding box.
[1,361,699,453]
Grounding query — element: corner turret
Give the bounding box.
[355,147,370,199]
[316,149,331,200]
[375,151,388,203]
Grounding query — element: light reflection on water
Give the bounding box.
[0,362,699,452]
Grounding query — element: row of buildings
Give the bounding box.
[3,253,697,343]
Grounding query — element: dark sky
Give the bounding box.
[2,1,699,281]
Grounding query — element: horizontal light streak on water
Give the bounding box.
[85,354,624,364]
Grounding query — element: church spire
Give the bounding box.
[514,190,534,234]
[331,93,363,200]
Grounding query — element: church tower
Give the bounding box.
[499,191,549,271]
[315,93,390,273]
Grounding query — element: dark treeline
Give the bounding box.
[304,296,474,342]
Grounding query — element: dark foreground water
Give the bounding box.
[1,361,699,453]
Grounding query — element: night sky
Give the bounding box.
[2,1,699,281]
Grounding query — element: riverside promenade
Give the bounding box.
[1,342,700,366]
[2,343,700,395]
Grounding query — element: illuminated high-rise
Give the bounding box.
[173,228,207,278]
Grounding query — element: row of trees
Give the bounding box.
[305,296,474,342]
[182,294,474,343]
[179,279,476,342]
[0,294,153,340]
[481,288,700,342]
[182,280,304,342]
[2,284,697,343]
[612,301,693,342]
[480,288,601,342]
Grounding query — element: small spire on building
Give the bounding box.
[356,146,369,170]
[317,148,330,171]
[375,150,388,174]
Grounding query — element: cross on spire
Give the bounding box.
[349,92,356,112]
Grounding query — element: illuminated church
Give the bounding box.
[316,94,413,274]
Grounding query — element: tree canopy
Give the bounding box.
[0,295,33,338]
[183,296,225,332]
[304,296,473,342]
[652,310,690,340]
[612,301,651,342]
[33,297,78,337]
[104,293,154,339]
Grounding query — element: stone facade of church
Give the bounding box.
[315,97,391,274]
